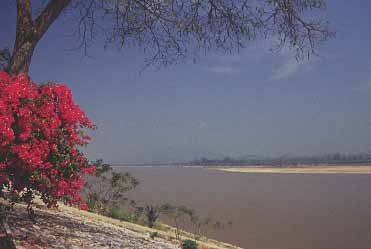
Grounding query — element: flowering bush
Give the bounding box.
[0,71,96,210]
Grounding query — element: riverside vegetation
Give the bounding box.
[82,159,233,247]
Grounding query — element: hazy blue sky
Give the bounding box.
[1,1,371,163]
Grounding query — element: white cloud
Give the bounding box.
[270,58,304,80]
[351,64,371,92]
[269,53,318,81]
[206,66,235,74]
[195,121,207,129]
[352,81,370,92]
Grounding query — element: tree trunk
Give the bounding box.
[8,0,71,76]
[8,0,34,76]
[8,40,37,76]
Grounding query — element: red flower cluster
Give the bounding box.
[0,71,96,209]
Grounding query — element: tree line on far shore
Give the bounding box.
[190,153,371,166]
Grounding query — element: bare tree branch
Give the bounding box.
[8,0,334,75]
[34,0,72,42]
[70,0,333,67]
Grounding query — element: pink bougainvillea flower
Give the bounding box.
[0,71,96,209]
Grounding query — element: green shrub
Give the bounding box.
[109,207,134,221]
[84,192,98,212]
[181,239,198,249]
[150,232,158,239]
[82,159,139,215]
[145,205,160,228]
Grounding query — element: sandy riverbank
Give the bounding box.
[208,165,371,174]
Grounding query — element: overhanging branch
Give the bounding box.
[34,0,72,42]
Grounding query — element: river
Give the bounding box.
[114,166,371,249]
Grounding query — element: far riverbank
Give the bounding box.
[207,165,371,174]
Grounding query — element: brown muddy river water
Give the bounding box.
[114,166,371,249]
